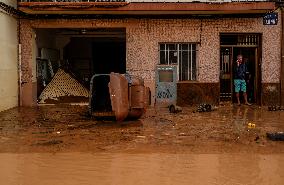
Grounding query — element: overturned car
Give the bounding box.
[89,72,151,121]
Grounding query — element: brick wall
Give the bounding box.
[20,20,36,106]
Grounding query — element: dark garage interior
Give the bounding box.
[35,28,126,103]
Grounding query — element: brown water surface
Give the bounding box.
[0,153,283,185]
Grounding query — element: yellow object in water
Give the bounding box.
[248,122,256,128]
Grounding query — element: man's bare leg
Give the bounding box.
[243,92,251,105]
[236,93,241,105]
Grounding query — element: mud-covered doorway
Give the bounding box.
[92,28,126,74]
[220,34,261,104]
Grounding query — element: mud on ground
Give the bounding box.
[0,104,283,154]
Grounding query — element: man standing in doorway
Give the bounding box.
[234,54,251,106]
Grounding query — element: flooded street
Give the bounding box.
[0,104,283,184]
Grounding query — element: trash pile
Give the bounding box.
[38,69,89,104]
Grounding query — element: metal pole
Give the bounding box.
[281,7,284,106]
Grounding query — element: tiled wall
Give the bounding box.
[20,13,281,105]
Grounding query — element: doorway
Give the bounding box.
[233,47,257,103]
[220,34,261,104]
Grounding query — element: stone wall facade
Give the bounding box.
[20,14,282,106]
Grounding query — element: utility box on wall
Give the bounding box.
[155,65,177,107]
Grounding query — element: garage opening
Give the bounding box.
[93,40,126,74]
[35,28,126,104]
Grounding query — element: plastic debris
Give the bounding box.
[247,122,256,128]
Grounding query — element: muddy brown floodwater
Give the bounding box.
[0,104,283,185]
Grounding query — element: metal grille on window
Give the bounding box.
[159,43,196,81]
[237,35,258,46]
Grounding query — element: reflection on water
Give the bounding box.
[0,153,283,185]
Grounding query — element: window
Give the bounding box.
[159,43,197,81]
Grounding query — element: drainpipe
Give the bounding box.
[18,43,22,107]
[281,7,284,106]
[17,6,22,106]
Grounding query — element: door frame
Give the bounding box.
[219,33,262,105]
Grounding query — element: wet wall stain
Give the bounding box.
[177,83,219,106]
[262,83,280,106]
[177,82,282,106]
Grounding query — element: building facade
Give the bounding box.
[1,0,283,110]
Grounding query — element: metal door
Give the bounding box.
[155,65,177,106]
[220,47,232,101]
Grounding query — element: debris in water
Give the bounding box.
[254,136,260,141]
[197,104,212,112]
[247,122,256,128]
[266,132,284,141]
[137,136,146,138]
[169,105,182,113]
[159,118,173,123]
[35,140,63,146]
[268,106,281,111]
